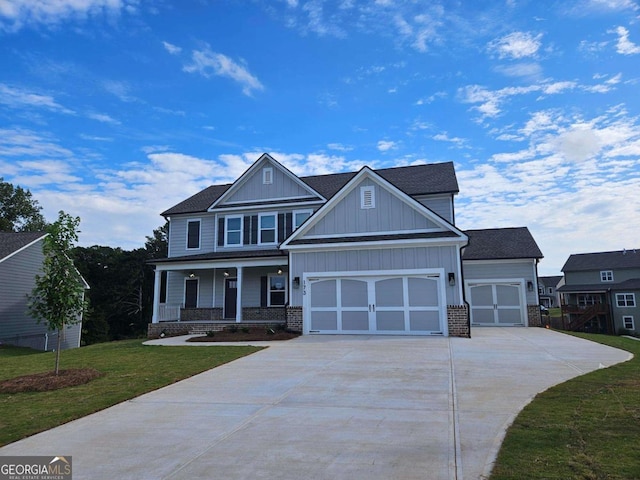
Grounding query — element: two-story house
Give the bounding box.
[149,153,542,338]
[558,249,640,334]
[538,276,563,308]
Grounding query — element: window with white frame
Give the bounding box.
[259,213,277,244]
[293,209,312,229]
[186,219,201,249]
[623,316,635,330]
[225,216,243,246]
[616,293,636,307]
[268,274,287,306]
[601,270,614,282]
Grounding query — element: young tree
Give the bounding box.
[0,178,47,232]
[29,211,87,374]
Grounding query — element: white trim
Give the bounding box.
[212,199,324,212]
[600,270,614,282]
[267,273,288,307]
[464,278,528,327]
[224,215,243,247]
[153,256,285,272]
[616,293,636,307]
[284,235,467,252]
[281,166,467,249]
[303,268,447,336]
[258,212,278,245]
[293,209,313,229]
[0,233,47,264]
[186,218,202,250]
[623,315,635,330]
[299,227,446,240]
[360,185,375,209]
[263,166,273,185]
[209,153,327,209]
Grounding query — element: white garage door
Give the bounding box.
[468,282,525,326]
[305,273,446,335]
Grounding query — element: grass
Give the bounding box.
[490,333,640,479]
[0,340,262,447]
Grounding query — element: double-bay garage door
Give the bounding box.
[305,272,446,335]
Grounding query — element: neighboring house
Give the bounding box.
[0,231,88,351]
[538,275,563,308]
[462,228,543,327]
[558,249,640,334]
[149,153,542,338]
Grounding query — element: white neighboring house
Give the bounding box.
[0,231,89,351]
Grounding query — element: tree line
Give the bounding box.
[1,178,167,345]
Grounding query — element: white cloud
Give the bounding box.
[488,32,543,59]
[327,143,353,152]
[162,41,182,55]
[87,112,120,124]
[0,84,74,114]
[183,47,264,96]
[614,26,640,54]
[0,0,134,32]
[495,62,543,79]
[432,132,466,146]
[377,140,397,152]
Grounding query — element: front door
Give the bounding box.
[224,278,238,319]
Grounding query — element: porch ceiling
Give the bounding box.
[151,249,287,271]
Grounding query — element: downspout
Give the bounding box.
[44,332,48,351]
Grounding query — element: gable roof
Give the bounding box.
[281,166,466,249]
[0,231,47,262]
[539,275,563,288]
[462,227,543,260]
[561,249,640,272]
[161,157,459,216]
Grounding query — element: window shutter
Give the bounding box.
[285,212,293,238]
[277,213,286,243]
[217,217,225,247]
[261,276,268,307]
[243,216,251,245]
[250,215,258,244]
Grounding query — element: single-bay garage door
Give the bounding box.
[467,281,525,326]
[304,272,446,335]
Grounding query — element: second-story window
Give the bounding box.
[294,209,312,229]
[259,213,277,244]
[601,270,614,282]
[187,220,200,249]
[226,216,242,246]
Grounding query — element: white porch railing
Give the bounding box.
[158,304,181,322]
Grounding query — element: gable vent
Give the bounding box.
[263,167,273,185]
[361,186,375,209]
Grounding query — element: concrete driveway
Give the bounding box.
[0,328,631,479]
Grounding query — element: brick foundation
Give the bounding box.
[447,305,470,337]
[286,306,303,332]
[243,307,286,321]
[527,304,542,327]
[180,308,223,321]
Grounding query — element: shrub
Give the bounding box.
[241,327,250,333]
[227,325,239,333]
[206,330,215,337]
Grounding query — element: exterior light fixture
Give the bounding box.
[277,267,283,275]
[188,272,195,278]
[527,281,534,291]
[223,270,230,277]
[448,272,455,286]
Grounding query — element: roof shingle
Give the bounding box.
[561,249,640,272]
[462,227,543,260]
[0,231,46,261]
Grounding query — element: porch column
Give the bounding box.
[236,266,243,323]
[152,268,161,323]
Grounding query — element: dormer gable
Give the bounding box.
[209,153,325,210]
[281,166,466,249]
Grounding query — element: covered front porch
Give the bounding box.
[150,250,292,326]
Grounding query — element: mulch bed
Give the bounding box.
[0,368,104,394]
[187,326,300,342]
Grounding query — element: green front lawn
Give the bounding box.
[0,340,262,447]
[490,333,640,479]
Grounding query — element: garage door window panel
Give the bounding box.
[410,311,440,331]
[375,278,404,307]
[376,311,405,331]
[408,277,439,306]
[311,280,337,307]
[496,285,520,306]
[311,311,338,330]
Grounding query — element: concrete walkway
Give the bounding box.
[0,328,631,479]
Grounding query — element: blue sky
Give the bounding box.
[1,0,639,275]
